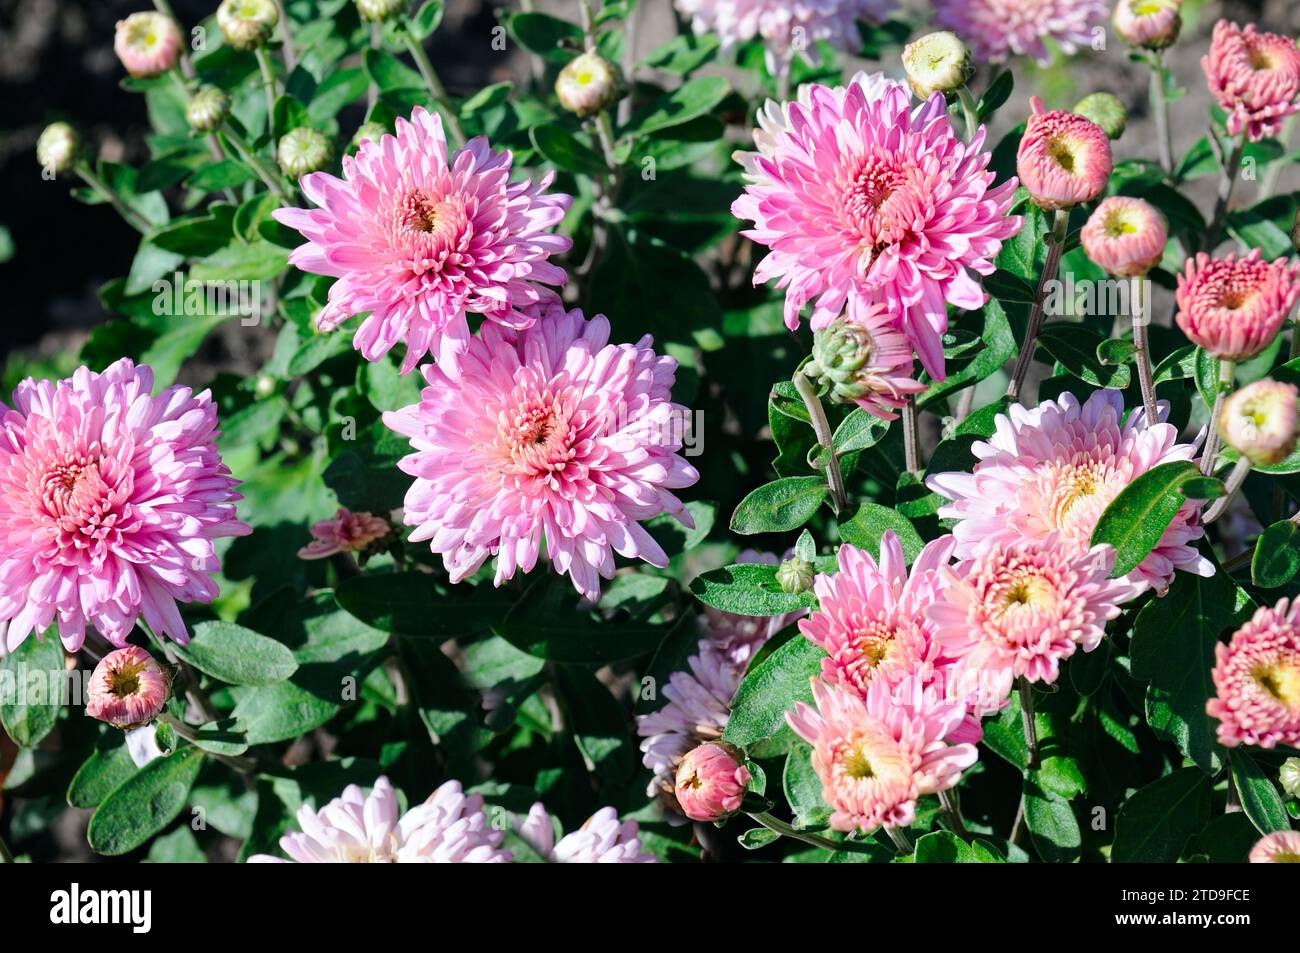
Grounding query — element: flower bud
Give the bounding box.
[36,122,81,175]
[1017,97,1113,211]
[355,0,406,22]
[1113,0,1182,51]
[902,31,974,100]
[217,0,279,51]
[1217,379,1299,466]
[674,742,750,822]
[278,127,332,178]
[186,86,230,134]
[776,556,816,595]
[113,12,182,79]
[1080,197,1167,277]
[1280,757,1300,800]
[1073,92,1128,140]
[86,646,172,730]
[806,311,923,420]
[555,50,622,118]
[351,121,388,151]
[298,508,391,560]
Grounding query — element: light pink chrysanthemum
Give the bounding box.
[0,359,250,652]
[1203,21,1300,143]
[800,533,956,700]
[517,803,657,863]
[85,645,170,730]
[808,306,925,420]
[1249,830,1300,863]
[297,507,390,560]
[927,535,1140,708]
[933,0,1107,66]
[113,12,182,78]
[1175,250,1300,361]
[674,742,751,821]
[732,72,1022,380]
[250,777,510,863]
[1207,599,1300,749]
[927,389,1213,590]
[1017,97,1112,211]
[786,677,979,833]
[1081,197,1168,278]
[273,107,572,373]
[1113,0,1182,50]
[382,304,698,601]
[675,0,896,76]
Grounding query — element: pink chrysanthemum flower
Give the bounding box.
[273,107,572,373]
[517,803,657,863]
[927,389,1213,590]
[1249,830,1300,863]
[807,306,924,420]
[1113,0,1182,50]
[933,0,1107,66]
[1207,599,1300,750]
[1017,97,1112,211]
[675,0,896,76]
[1080,197,1168,278]
[297,507,390,560]
[1202,21,1300,143]
[786,677,979,833]
[800,532,956,700]
[927,536,1140,708]
[0,359,250,652]
[675,742,751,822]
[113,12,182,78]
[250,777,510,863]
[1175,250,1300,362]
[382,304,698,601]
[732,72,1021,380]
[85,645,171,730]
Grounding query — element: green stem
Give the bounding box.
[0,835,13,864]
[902,396,921,476]
[255,46,279,125]
[1200,359,1236,476]
[222,126,290,202]
[271,0,297,70]
[1203,457,1252,524]
[939,789,968,835]
[794,371,850,514]
[1149,51,1173,174]
[1132,276,1158,426]
[404,31,465,147]
[885,826,914,854]
[76,164,152,234]
[1007,209,1070,401]
[956,85,980,142]
[747,811,872,854]
[1204,133,1246,252]
[1018,678,1040,771]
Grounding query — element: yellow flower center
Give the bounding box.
[1254,659,1300,710]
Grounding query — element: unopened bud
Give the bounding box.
[674,742,750,822]
[1280,757,1300,800]
[113,11,182,78]
[809,320,878,405]
[186,86,230,134]
[776,556,816,595]
[1218,379,1299,466]
[555,50,622,118]
[86,646,172,730]
[278,127,332,178]
[351,121,387,151]
[355,0,406,22]
[902,31,974,100]
[1074,92,1128,140]
[37,122,81,175]
[1113,0,1183,51]
[217,0,279,51]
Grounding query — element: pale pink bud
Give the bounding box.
[555,51,622,118]
[1080,197,1167,277]
[1113,0,1182,51]
[86,646,171,730]
[1175,250,1300,361]
[113,12,182,79]
[1016,97,1112,211]
[1218,379,1298,466]
[1203,20,1300,143]
[674,742,750,822]
[298,508,391,559]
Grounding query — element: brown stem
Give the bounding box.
[1007,209,1070,401]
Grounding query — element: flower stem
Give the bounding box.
[902,396,921,476]
[956,85,980,142]
[1200,359,1236,476]
[885,826,914,855]
[1007,209,1070,402]
[222,126,290,202]
[794,371,850,514]
[748,811,870,854]
[159,643,220,726]
[0,835,13,863]
[1261,115,1296,200]
[1132,276,1158,426]
[1204,132,1246,253]
[1018,678,1040,771]
[255,46,279,125]
[1149,51,1173,174]
[1203,457,1251,524]
[404,30,465,147]
[939,789,968,835]
[76,163,153,234]
[270,0,297,70]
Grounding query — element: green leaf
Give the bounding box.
[171,621,298,687]
[509,12,583,63]
[639,33,720,74]
[738,827,781,850]
[914,831,978,863]
[188,718,249,756]
[690,563,817,617]
[0,630,63,747]
[409,0,445,39]
[1090,460,1202,577]
[400,638,493,756]
[722,637,824,756]
[529,123,607,176]
[187,159,257,192]
[1153,344,1197,383]
[1024,780,1081,863]
[87,746,205,856]
[837,503,925,564]
[67,737,137,809]
[1112,767,1213,862]
[730,476,827,534]
[145,826,207,863]
[497,580,669,663]
[783,742,831,829]
[336,572,510,641]
[1131,569,1249,773]
[1037,324,1132,389]
[362,48,424,92]
[978,69,1014,121]
[621,76,729,138]
[555,666,635,783]
[1230,749,1290,835]
[1252,519,1300,588]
